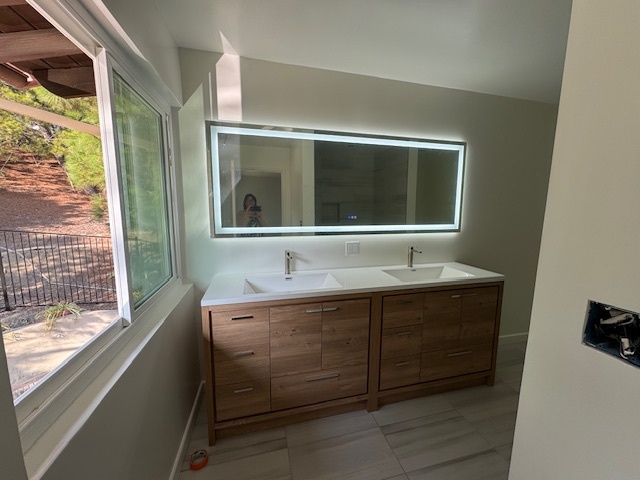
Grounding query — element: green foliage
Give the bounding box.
[35,302,81,332]
[90,194,107,221]
[52,130,104,192]
[0,81,103,194]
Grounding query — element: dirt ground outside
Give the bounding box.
[1,155,115,314]
[1,154,117,398]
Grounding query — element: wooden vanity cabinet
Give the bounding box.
[202,295,370,445]
[377,283,502,404]
[270,298,370,411]
[202,281,502,444]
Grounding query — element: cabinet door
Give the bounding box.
[422,291,462,351]
[270,303,322,377]
[459,287,498,347]
[322,298,370,369]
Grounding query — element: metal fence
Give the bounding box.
[0,230,116,310]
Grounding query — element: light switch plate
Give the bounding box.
[345,241,360,256]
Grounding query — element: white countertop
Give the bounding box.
[201,262,504,306]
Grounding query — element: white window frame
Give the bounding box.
[96,52,180,322]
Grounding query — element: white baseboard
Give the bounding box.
[498,332,529,345]
[170,381,204,480]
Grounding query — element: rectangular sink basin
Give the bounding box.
[244,272,343,294]
[382,265,474,283]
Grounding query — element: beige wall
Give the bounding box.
[178,49,558,339]
[510,1,640,478]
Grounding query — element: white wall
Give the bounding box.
[91,0,183,104]
[510,2,640,478]
[178,49,558,338]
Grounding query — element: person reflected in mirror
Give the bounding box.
[237,193,267,228]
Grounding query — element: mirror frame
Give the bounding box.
[208,122,466,236]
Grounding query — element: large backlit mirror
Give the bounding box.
[208,122,465,236]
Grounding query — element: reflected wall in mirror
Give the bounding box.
[208,122,465,236]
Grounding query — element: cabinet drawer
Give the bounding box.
[381,325,422,359]
[382,293,424,328]
[379,354,421,390]
[215,379,271,421]
[211,309,270,352]
[271,364,367,411]
[419,343,493,383]
[211,308,269,328]
[214,351,270,386]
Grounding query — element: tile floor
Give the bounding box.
[179,341,526,480]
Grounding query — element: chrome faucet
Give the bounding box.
[407,246,422,268]
[285,250,293,275]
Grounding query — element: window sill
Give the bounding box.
[20,279,190,479]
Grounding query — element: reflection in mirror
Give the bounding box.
[209,123,465,236]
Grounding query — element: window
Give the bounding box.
[113,74,173,310]
[10,64,177,456]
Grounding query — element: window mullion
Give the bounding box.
[94,50,133,323]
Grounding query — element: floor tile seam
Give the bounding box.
[371,403,457,430]
[400,446,503,476]
[379,420,410,476]
[471,423,515,450]
[284,413,380,448]
[379,410,468,436]
[203,437,289,467]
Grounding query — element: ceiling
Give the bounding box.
[0,0,94,98]
[0,1,573,104]
[153,0,573,104]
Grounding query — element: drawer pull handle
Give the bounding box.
[396,331,412,336]
[394,361,410,367]
[305,307,340,313]
[450,294,461,299]
[463,293,478,297]
[305,373,340,382]
[397,299,414,304]
[233,387,254,394]
[232,350,254,357]
[231,315,254,321]
[447,351,472,357]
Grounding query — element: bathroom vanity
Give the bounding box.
[201,262,503,445]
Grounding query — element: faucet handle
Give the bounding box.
[409,246,423,254]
